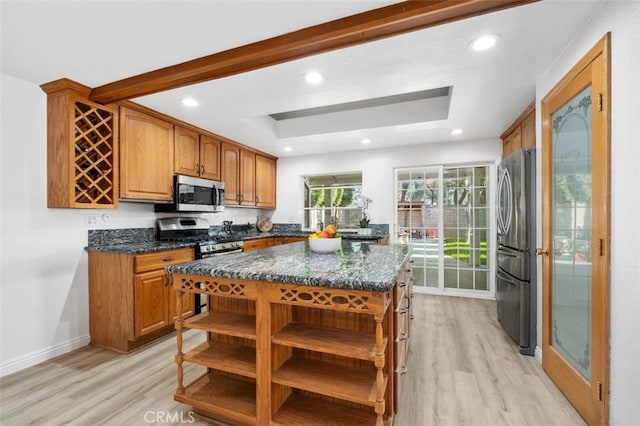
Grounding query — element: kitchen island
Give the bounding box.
[167,241,412,426]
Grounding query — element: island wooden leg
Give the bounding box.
[175,288,184,395]
[374,314,385,426]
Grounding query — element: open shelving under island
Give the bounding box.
[166,241,413,426]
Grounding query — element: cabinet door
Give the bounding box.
[134,270,170,337]
[240,149,256,205]
[255,154,276,208]
[168,286,195,323]
[221,142,240,205]
[199,135,221,180]
[120,107,174,201]
[174,126,200,177]
[521,112,535,150]
[511,125,522,152]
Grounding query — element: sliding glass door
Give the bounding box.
[396,164,493,297]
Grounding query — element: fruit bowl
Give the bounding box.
[308,237,342,254]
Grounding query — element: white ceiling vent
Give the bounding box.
[270,87,452,138]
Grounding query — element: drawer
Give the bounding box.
[244,238,269,251]
[134,248,194,273]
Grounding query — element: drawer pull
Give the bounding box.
[162,257,176,262]
[401,365,408,375]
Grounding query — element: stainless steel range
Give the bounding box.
[156,217,244,313]
[156,217,244,258]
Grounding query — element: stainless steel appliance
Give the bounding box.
[496,149,536,356]
[154,175,225,213]
[156,217,244,313]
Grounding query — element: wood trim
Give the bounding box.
[89,0,537,104]
[500,100,535,140]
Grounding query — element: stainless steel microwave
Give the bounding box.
[154,175,225,213]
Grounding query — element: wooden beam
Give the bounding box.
[90,0,537,104]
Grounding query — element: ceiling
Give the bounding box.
[1,0,602,158]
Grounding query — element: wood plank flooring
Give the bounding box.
[0,295,584,425]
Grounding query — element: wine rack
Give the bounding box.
[42,78,118,208]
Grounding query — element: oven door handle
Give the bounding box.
[203,247,244,257]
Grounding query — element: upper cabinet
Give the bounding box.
[42,79,276,208]
[174,127,221,181]
[199,135,221,180]
[222,142,276,208]
[119,106,174,201]
[255,154,276,209]
[41,79,119,208]
[501,101,535,158]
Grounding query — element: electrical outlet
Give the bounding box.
[85,214,98,226]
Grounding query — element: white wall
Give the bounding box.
[0,73,269,376]
[272,139,502,228]
[535,1,640,423]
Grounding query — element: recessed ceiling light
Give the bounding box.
[451,129,463,135]
[361,138,372,145]
[182,98,198,107]
[469,34,500,52]
[283,146,293,152]
[304,71,323,85]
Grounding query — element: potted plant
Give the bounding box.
[358,196,372,235]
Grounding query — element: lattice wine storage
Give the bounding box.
[42,79,119,208]
[73,102,116,205]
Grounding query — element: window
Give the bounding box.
[303,173,363,229]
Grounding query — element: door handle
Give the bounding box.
[536,248,549,256]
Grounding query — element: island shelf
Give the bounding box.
[168,242,412,425]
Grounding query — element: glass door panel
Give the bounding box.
[397,167,439,288]
[551,85,593,380]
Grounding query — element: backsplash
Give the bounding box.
[88,223,388,247]
[88,228,154,247]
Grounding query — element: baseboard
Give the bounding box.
[0,334,90,378]
[535,345,543,363]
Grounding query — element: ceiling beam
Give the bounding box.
[89,0,537,104]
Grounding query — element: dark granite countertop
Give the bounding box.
[166,241,410,292]
[87,231,389,254]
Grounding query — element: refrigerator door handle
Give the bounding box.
[497,268,522,286]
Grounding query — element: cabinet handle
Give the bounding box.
[256,196,259,204]
[196,163,200,175]
[200,165,205,175]
[162,257,175,262]
[398,332,408,342]
[401,365,408,375]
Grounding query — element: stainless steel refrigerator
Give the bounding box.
[496,149,536,356]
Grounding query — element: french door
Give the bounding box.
[539,34,610,425]
[395,164,492,297]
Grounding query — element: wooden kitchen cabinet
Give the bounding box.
[41,78,119,208]
[240,149,256,205]
[174,126,221,180]
[255,154,276,208]
[119,106,174,201]
[222,141,276,208]
[521,110,536,150]
[88,247,194,353]
[502,101,535,158]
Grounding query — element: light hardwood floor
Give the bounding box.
[0,294,584,425]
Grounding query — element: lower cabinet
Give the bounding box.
[171,258,410,425]
[243,236,306,251]
[88,248,194,353]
